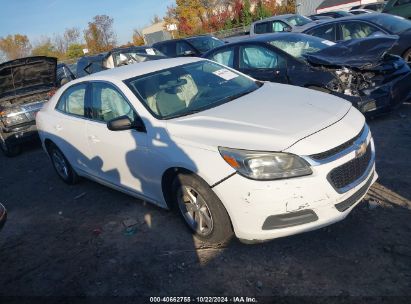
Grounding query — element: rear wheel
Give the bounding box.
[171,172,233,245]
[0,139,21,157]
[48,144,78,184]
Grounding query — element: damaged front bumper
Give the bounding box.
[213,127,377,242]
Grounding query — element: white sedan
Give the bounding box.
[36,57,377,244]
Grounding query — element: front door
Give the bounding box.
[85,81,150,195]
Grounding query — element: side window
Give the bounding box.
[239,45,285,69]
[271,21,287,32]
[307,24,337,41]
[176,41,196,56]
[254,22,270,34]
[91,82,135,123]
[208,47,235,67]
[340,21,380,40]
[56,83,87,117]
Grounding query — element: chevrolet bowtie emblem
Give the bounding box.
[355,141,368,158]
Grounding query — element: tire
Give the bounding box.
[403,48,411,64]
[0,139,21,157]
[48,143,78,185]
[171,172,233,245]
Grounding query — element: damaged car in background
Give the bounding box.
[0,56,57,156]
[76,46,166,77]
[203,33,411,115]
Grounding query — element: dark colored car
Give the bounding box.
[309,11,353,19]
[152,35,224,57]
[0,203,6,231]
[0,56,57,156]
[76,46,166,77]
[300,13,411,62]
[57,63,76,86]
[203,33,411,115]
[383,0,411,19]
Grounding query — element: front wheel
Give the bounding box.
[172,172,233,245]
[0,139,21,157]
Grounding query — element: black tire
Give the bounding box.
[403,48,411,64]
[0,140,21,157]
[171,172,233,245]
[48,143,78,185]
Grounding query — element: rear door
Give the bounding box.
[53,82,94,174]
[238,44,288,83]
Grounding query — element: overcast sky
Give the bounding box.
[0,0,174,45]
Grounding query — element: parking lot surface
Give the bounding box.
[1,103,411,297]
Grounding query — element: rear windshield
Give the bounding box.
[186,36,225,53]
[286,15,312,26]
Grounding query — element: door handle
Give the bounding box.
[88,135,100,143]
[54,124,62,131]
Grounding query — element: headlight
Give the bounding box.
[219,147,312,180]
[2,113,29,127]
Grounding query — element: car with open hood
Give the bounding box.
[0,56,57,156]
[37,57,377,244]
[203,33,411,115]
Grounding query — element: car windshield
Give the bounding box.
[125,60,260,119]
[367,14,411,34]
[186,36,225,53]
[269,35,335,60]
[286,15,312,26]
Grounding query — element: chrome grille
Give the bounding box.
[310,126,364,161]
[328,143,372,190]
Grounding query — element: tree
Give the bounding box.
[84,15,116,54]
[31,37,60,58]
[132,29,145,46]
[66,43,84,59]
[254,0,271,20]
[241,0,253,26]
[151,15,162,24]
[0,34,31,60]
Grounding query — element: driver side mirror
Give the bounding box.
[107,115,146,132]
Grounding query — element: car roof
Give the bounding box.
[252,14,296,24]
[300,12,389,30]
[69,57,203,83]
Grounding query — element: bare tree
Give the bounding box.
[84,15,117,53]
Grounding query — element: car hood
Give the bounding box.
[0,56,57,100]
[166,82,352,152]
[304,35,399,69]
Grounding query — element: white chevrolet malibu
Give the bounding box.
[37,57,377,244]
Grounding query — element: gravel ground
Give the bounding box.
[1,103,411,299]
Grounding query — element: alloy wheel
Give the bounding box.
[52,150,69,179]
[177,185,214,236]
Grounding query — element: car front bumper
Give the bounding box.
[213,132,377,242]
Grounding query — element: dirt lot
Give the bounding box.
[1,103,411,299]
